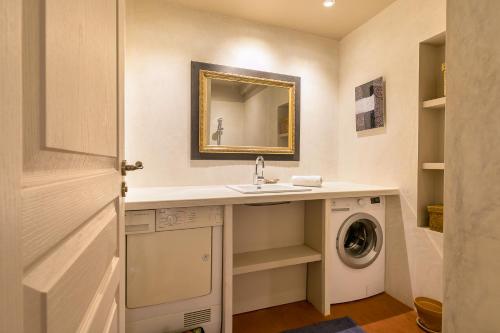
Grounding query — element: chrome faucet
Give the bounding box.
[253,156,265,186]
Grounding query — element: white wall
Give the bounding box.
[125,0,339,187]
[338,0,446,306]
[444,1,500,331]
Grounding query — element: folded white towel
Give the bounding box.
[291,176,322,187]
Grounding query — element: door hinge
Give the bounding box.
[121,181,128,197]
[121,160,144,176]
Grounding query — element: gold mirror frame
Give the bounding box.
[191,62,301,161]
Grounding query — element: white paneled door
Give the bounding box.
[1,0,126,332]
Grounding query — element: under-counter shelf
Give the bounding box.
[233,244,321,276]
[423,97,446,109]
[231,200,329,317]
[422,162,445,170]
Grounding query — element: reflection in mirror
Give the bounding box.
[207,79,290,148]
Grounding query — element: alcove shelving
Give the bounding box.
[417,31,446,232]
[423,96,446,109]
[422,162,444,170]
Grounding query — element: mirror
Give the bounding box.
[207,80,290,148]
[191,62,300,160]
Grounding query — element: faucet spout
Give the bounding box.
[253,156,265,186]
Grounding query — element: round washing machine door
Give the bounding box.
[336,212,383,269]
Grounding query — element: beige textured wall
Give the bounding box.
[444,1,500,331]
[338,0,446,306]
[125,0,339,187]
[125,0,450,311]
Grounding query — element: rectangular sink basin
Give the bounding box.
[226,184,312,194]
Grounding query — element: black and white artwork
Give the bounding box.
[355,77,385,131]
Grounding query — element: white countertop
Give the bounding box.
[125,181,399,210]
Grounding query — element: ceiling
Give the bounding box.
[165,0,397,39]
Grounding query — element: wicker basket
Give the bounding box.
[427,205,443,233]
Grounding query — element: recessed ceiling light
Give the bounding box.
[323,0,335,8]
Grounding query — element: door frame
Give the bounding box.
[117,0,126,330]
[0,0,23,331]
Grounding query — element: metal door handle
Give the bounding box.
[121,160,144,175]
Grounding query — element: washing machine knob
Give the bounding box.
[357,198,368,206]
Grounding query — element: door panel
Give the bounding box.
[45,0,118,156]
[103,300,119,333]
[78,257,120,332]
[23,204,118,333]
[22,0,116,178]
[18,0,125,332]
[22,171,120,266]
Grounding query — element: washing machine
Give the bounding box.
[329,197,385,304]
[125,206,223,333]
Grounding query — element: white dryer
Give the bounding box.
[329,197,385,304]
[125,206,223,333]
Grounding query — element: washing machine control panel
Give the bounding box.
[332,196,384,210]
[357,198,368,206]
[156,206,223,231]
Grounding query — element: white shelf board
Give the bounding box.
[233,244,321,276]
[278,133,288,138]
[422,162,444,170]
[423,226,444,236]
[423,97,446,109]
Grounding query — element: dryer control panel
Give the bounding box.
[125,210,156,234]
[156,206,223,231]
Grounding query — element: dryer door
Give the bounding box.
[336,213,383,269]
[126,227,213,308]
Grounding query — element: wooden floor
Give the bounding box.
[233,293,422,333]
